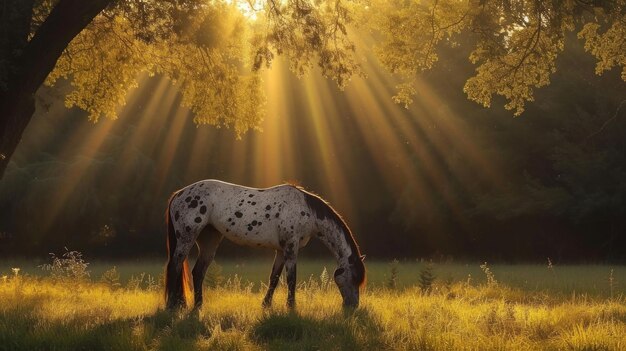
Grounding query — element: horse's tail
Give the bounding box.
[165,193,193,308]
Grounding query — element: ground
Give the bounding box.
[0,259,625,350]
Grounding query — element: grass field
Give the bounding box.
[1,256,625,350]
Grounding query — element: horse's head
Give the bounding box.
[334,254,366,307]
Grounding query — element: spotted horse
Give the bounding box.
[164,179,366,310]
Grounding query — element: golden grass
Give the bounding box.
[1,273,624,351]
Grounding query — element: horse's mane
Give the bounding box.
[293,185,366,288]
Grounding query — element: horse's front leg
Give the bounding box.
[284,241,299,309]
[192,227,223,309]
[262,250,285,308]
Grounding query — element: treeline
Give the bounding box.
[0,34,625,262]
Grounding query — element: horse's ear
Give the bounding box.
[360,255,366,261]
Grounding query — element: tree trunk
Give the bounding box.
[0,88,36,177]
[0,0,112,179]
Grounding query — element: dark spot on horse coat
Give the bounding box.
[189,200,198,208]
[258,189,264,192]
[301,211,306,216]
[199,183,204,187]
[194,217,202,223]
[248,226,253,231]
[200,205,207,214]
[185,196,192,202]
[249,194,254,197]
[266,205,271,210]
[251,202,256,205]
[275,213,279,218]
[185,226,191,232]
[194,196,200,200]
[227,218,232,222]
[251,220,258,226]
[265,214,270,219]
[258,222,262,226]
[174,211,180,221]
[235,211,243,218]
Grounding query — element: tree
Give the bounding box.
[1,0,626,180]
[0,0,359,178]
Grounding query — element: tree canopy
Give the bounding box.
[3,1,625,140]
[38,0,361,136]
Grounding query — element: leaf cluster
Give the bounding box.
[367,0,626,114]
[39,0,361,137]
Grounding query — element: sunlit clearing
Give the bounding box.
[32,30,507,249]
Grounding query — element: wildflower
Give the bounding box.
[11,268,20,277]
[1,275,7,283]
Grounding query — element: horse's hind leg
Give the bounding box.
[192,225,223,308]
[284,240,299,309]
[262,250,285,308]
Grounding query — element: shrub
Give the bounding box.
[480,262,497,287]
[100,266,121,290]
[418,262,436,293]
[39,248,90,281]
[386,259,400,290]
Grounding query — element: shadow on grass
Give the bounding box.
[252,308,386,351]
[0,299,211,351]
[0,294,386,351]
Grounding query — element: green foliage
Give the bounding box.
[23,0,626,131]
[608,269,617,300]
[386,259,400,290]
[366,0,626,114]
[37,0,361,137]
[419,262,436,293]
[100,266,121,290]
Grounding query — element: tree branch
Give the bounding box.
[18,0,113,94]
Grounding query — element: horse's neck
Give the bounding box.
[319,222,353,266]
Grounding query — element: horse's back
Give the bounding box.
[173,180,310,249]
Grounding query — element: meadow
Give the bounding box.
[0,255,625,350]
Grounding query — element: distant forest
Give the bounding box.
[1,33,625,262]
